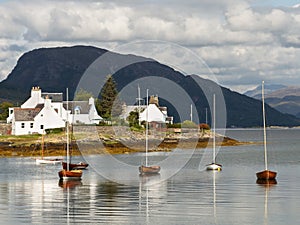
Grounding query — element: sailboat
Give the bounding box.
[36,131,62,165]
[62,126,88,170]
[58,88,83,180]
[139,89,161,175]
[206,94,222,171]
[256,81,277,181]
[62,161,88,170]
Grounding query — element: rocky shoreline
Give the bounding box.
[0,126,248,157]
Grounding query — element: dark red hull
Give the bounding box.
[256,170,277,180]
[139,165,160,175]
[58,169,82,180]
[62,161,88,170]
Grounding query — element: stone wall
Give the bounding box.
[0,122,11,135]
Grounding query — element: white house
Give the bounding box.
[66,97,102,124]
[7,87,102,135]
[140,103,166,123]
[11,108,42,135]
[122,95,173,125]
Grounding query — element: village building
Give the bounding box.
[7,87,102,135]
[122,95,173,126]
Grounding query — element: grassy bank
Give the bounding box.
[0,126,248,158]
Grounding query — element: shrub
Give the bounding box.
[199,123,210,130]
[181,120,198,128]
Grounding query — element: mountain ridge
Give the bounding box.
[244,84,300,118]
[1,45,299,127]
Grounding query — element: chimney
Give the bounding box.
[44,96,52,108]
[149,95,159,106]
[31,86,42,100]
[89,97,94,105]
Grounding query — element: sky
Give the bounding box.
[0,0,300,93]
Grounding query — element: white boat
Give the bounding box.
[256,81,277,181]
[36,158,61,165]
[206,94,222,171]
[36,132,62,165]
[139,89,160,175]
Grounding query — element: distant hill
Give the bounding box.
[244,84,300,118]
[1,45,299,127]
[0,46,107,102]
[244,84,287,99]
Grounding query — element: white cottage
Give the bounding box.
[139,104,166,123]
[65,97,102,124]
[7,87,103,135]
[122,95,173,125]
[33,97,66,133]
[11,108,41,135]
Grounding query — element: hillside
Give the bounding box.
[244,84,300,118]
[0,45,107,102]
[0,45,299,127]
[244,84,287,99]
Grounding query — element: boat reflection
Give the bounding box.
[208,170,220,223]
[139,173,161,186]
[257,178,277,225]
[58,179,82,189]
[139,173,163,224]
[256,178,277,186]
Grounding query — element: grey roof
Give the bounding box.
[14,108,41,121]
[36,103,44,109]
[42,93,63,102]
[63,101,90,114]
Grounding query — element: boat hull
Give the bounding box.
[139,165,160,175]
[206,163,222,171]
[256,170,277,180]
[36,158,62,165]
[58,169,82,180]
[62,161,88,170]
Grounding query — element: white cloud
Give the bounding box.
[0,0,300,92]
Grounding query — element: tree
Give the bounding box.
[0,102,13,120]
[74,88,93,101]
[97,75,122,119]
[127,110,139,127]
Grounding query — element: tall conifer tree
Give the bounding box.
[98,75,122,119]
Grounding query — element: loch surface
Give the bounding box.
[0,128,299,224]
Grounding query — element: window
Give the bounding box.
[30,123,33,128]
[21,123,25,128]
[40,125,44,130]
[74,106,81,114]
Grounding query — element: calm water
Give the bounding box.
[1,128,300,224]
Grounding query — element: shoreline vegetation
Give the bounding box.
[0,126,250,158]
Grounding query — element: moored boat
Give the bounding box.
[206,94,222,171]
[256,170,277,180]
[36,158,62,165]
[58,169,82,180]
[256,81,277,181]
[138,88,160,175]
[206,163,222,171]
[36,132,62,165]
[58,88,83,181]
[139,165,161,175]
[62,161,88,170]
